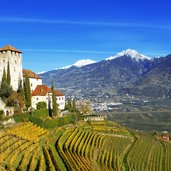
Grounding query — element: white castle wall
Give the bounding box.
[29,78,42,93]
[0,50,23,91]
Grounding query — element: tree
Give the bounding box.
[18,79,25,100]
[0,67,13,102]
[18,79,26,109]
[51,83,59,117]
[36,101,47,110]
[72,99,77,112]
[2,67,7,84]
[78,100,93,114]
[0,81,13,102]
[66,99,72,112]
[7,61,11,85]
[48,94,53,117]
[24,74,31,109]
[7,91,25,113]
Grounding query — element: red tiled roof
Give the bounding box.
[55,90,64,96]
[32,85,51,96]
[32,85,64,97]
[0,45,22,53]
[23,69,41,79]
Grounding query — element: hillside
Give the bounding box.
[40,49,171,101]
[0,121,171,171]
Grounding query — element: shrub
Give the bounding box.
[36,101,47,110]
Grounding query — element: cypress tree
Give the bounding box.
[2,67,7,84]
[67,100,72,112]
[18,79,25,100]
[51,83,59,116]
[7,61,11,85]
[0,67,13,101]
[73,99,77,112]
[24,74,31,109]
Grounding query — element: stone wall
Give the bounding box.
[0,50,23,91]
[0,98,14,116]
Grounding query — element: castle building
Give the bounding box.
[0,45,65,115]
[0,45,23,91]
[23,69,42,92]
[31,85,65,110]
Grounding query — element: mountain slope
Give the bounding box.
[40,50,171,101]
[129,55,171,98]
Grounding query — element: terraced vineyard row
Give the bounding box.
[0,121,171,170]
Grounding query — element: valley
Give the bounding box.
[95,99,171,132]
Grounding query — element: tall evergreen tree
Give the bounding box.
[7,61,11,85]
[67,100,72,112]
[48,94,53,117]
[18,79,26,102]
[24,74,31,109]
[51,83,59,116]
[0,67,13,101]
[2,67,7,84]
[73,99,77,112]
[18,79,24,95]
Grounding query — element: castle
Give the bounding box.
[0,45,23,91]
[0,45,65,116]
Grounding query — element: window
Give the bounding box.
[36,98,39,100]
[31,83,33,87]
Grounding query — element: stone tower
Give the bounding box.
[0,45,23,91]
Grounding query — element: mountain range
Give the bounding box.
[40,49,171,102]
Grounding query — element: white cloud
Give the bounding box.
[23,48,113,54]
[0,17,171,30]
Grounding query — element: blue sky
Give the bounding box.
[0,0,171,72]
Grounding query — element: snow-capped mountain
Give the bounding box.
[37,71,47,74]
[106,49,151,61]
[60,59,97,69]
[40,49,171,100]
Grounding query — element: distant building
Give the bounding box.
[83,114,107,121]
[161,131,170,141]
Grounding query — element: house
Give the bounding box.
[161,131,170,141]
[23,69,42,92]
[22,70,65,111]
[32,85,65,110]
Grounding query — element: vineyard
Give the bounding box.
[0,121,171,171]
